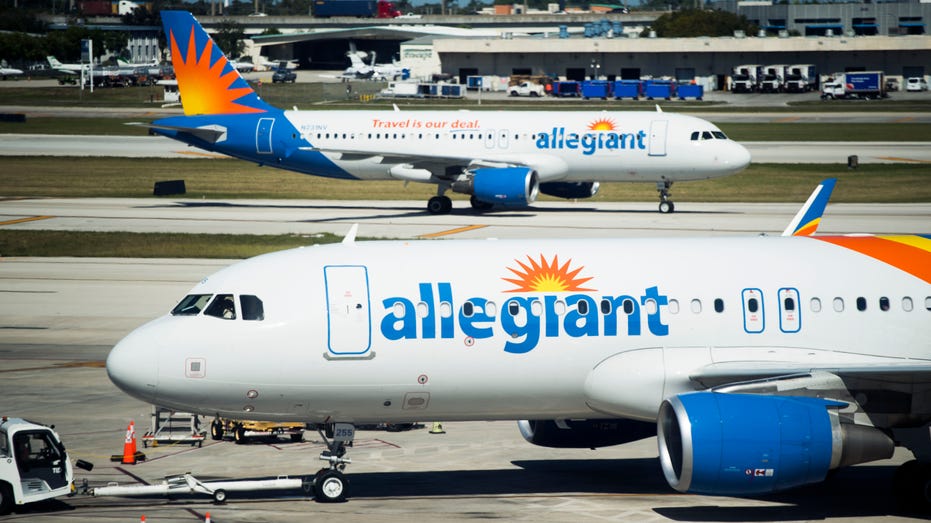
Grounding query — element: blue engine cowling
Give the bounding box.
[539,181,600,199]
[469,167,539,206]
[657,392,893,495]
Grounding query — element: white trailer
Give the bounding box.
[759,64,788,92]
[730,64,760,93]
[93,473,308,504]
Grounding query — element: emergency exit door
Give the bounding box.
[256,117,274,154]
[324,265,371,356]
[649,120,668,156]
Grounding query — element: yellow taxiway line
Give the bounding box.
[419,224,488,239]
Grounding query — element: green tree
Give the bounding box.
[212,19,245,58]
[644,8,757,37]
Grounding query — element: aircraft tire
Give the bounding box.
[659,201,675,213]
[427,196,452,214]
[213,489,227,504]
[233,425,247,444]
[210,421,224,440]
[314,469,349,503]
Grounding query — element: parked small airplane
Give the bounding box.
[343,47,408,81]
[47,55,85,73]
[107,178,931,507]
[0,65,22,79]
[146,11,750,214]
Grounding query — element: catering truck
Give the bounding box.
[821,71,886,99]
[0,417,80,515]
[730,64,760,93]
[784,64,817,92]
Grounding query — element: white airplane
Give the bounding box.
[0,64,23,79]
[107,179,931,507]
[344,48,408,81]
[46,55,86,74]
[145,11,750,214]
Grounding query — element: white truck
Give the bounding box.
[784,64,818,92]
[821,71,886,100]
[0,417,84,515]
[507,81,545,97]
[730,64,760,93]
[758,64,787,92]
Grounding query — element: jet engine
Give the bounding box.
[539,181,600,200]
[657,392,894,495]
[518,419,655,449]
[452,167,539,206]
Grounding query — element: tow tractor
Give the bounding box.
[0,416,91,515]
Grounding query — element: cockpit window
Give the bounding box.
[712,131,727,139]
[701,131,713,140]
[241,295,265,321]
[690,131,699,141]
[171,294,213,316]
[204,294,236,320]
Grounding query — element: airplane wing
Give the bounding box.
[301,144,569,181]
[691,361,931,389]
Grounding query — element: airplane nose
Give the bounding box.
[734,142,752,169]
[107,326,159,403]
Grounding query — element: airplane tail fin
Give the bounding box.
[47,56,62,67]
[160,11,274,116]
[782,178,837,237]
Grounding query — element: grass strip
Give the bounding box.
[0,158,928,202]
[0,230,346,258]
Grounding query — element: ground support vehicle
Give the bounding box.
[0,417,78,515]
[730,64,760,92]
[821,71,886,100]
[272,68,297,83]
[141,407,205,448]
[676,84,703,100]
[613,80,642,99]
[581,80,612,99]
[784,64,817,92]
[552,81,580,97]
[644,80,675,100]
[508,81,545,97]
[210,418,305,444]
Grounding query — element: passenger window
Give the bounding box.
[463,301,474,317]
[833,297,845,312]
[690,299,702,314]
[171,294,213,316]
[784,297,795,311]
[577,300,589,315]
[810,297,821,312]
[240,295,264,321]
[668,299,680,314]
[747,298,759,313]
[600,299,612,314]
[623,299,634,314]
[714,298,724,313]
[856,297,867,311]
[902,297,913,312]
[926,297,931,311]
[690,131,699,141]
[879,297,890,311]
[205,294,236,320]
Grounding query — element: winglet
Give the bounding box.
[782,178,837,237]
[342,224,359,245]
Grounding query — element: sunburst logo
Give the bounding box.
[587,118,617,131]
[169,25,265,116]
[503,254,595,292]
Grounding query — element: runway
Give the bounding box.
[1,133,930,163]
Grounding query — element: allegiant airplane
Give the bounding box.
[147,11,750,214]
[107,179,931,509]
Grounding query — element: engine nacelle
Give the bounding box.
[518,419,655,449]
[454,167,539,206]
[657,392,894,495]
[539,181,600,200]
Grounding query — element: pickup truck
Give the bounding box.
[508,81,545,97]
[272,68,296,83]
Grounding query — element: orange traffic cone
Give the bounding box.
[122,420,138,464]
[205,512,211,523]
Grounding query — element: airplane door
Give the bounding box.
[778,287,801,333]
[649,120,668,157]
[498,129,510,149]
[741,288,765,334]
[484,129,496,149]
[256,117,275,154]
[324,265,372,357]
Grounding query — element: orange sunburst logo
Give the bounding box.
[503,254,595,292]
[169,26,265,116]
[587,118,617,131]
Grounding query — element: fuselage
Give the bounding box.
[107,235,931,425]
[153,110,750,183]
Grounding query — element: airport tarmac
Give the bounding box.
[1,200,929,522]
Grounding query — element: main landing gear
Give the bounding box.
[893,460,931,514]
[657,180,675,213]
[311,423,355,503]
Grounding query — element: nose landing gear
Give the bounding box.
[657,180,675,213]
[312,423,354,503]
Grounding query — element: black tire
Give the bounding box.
[427,196,452,215]
[210,421,224,440]
[233,425,247,444]
[659,201,675,214]
[894,460,931,514]
[290,432,304,443]
[213,489,227,504]
[0,482,13,516]
[314,469,349,503]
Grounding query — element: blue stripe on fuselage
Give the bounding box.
[152,112,358,180]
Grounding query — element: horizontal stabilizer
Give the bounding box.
[127,122,226,143]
